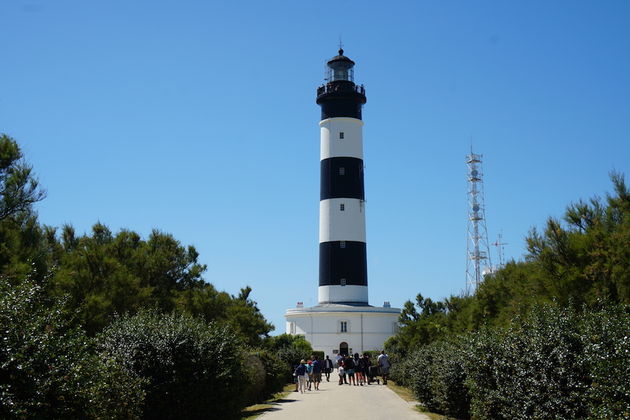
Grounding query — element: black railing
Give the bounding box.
[317,83,366,97]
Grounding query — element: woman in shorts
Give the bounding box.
[344,354,356,385]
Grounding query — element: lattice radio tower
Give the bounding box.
[466,150,492,295]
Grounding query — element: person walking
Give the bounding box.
[311,356,322,390]
[294,360,308,393]
[306,359,314,391]
[353,353,364,386]
[323,355,334,382]
[343,354,356,386]
[377,351,391,385]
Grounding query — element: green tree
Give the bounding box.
[0,134,49,283]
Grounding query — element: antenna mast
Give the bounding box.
[492,232,508,268]
[466,150,492,295]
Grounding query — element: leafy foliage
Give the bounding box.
[242,349,287,405]
[393,303,630,419]
[264,333,314,379]
[0,134,45,222]
[98,310,244,420]
[0,278,144,419]
[0,134,50,284]
[48,224,273,343]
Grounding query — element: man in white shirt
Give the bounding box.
[377,351,391,385]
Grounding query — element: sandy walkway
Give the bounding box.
[259,375,430,420]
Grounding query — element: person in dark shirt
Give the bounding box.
[311,355,322,390]
[323,355,334,382]
[343,354,356,386]
[354,353,365,386]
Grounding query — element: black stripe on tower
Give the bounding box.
[316,81,366,121]
[320,157,365,200]
[319,241,367,286]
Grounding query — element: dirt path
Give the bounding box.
[258,375,430,420]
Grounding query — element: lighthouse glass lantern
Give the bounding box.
[326,49,355,82]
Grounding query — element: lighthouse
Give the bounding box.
[285,49,399,357]
[317,49,368,305]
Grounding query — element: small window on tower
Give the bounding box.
[340,203,345,211]
[340,241,346,249]
[339,167,345,175]
[340,278,347,286]
[340,321,348,333]
[339,132,344,139]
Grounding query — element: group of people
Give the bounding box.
[335,351,390,386]
[293,351,391,394]
[293,355,326,393]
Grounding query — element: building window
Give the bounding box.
[340,241,346,248]
[340,321,348,333]
[340,278,347,286]
[340,203,345,211]
[339,167,345,175]
[290,322,296,334]
[339,132,344,139]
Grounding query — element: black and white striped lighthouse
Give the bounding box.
[316,49,368,305]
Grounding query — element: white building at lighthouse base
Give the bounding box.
[285,303,400,357]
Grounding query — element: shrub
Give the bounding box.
[429,337,471,419]
[311,350,325,360]
[264,334,313,380]
[395,302,630,419]
[0,279,143,419]
[580,304,630,419]
[98,310,244,420]
[466,305,590,419]
[405,345,438,410]
[243,349,287,404]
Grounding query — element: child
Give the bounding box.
[338,365,346,385]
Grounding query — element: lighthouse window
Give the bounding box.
[340,203,345,211]
[340,241,346,248]
[339,167,345,175]
[339,132,344,139]
[340,321,348,333]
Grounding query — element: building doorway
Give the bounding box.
[339,342,349,356]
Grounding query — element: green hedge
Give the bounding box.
[0,280,143,419]
[243,349,287,404]
[98,310,244,420]
[395,303,630,420]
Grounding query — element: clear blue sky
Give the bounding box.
[2,1,629,334]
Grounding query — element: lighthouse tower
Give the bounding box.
[317,49,368,305]
[285,49,399,357]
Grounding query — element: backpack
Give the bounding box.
[312,360,321,373]
[345,358,355,369]
[295,364,306,376]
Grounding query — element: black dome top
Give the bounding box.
[327,49,355,68]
